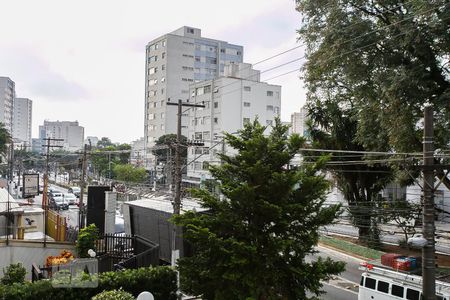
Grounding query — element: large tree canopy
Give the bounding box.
[174,119,344,300]
[296,0,450,152]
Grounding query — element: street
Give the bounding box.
[309,246,362,300]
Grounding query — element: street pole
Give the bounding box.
[167,98,205,299]
[78,144,89,229]
[422,106,435,300]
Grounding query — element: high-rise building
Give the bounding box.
[144,26,243,168]
[291,106,309,137]
[12,98,32,147]
[0,77,15,133]
[185,63,281,182]
[38,120,84,152]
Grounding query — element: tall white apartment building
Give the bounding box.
[144,26,243,168]
[186,63,281,182]
[130,137,145,167]
[38,120,84,152]
[12,98,32,147]
[291,106,309,137]
[0,77,15,133]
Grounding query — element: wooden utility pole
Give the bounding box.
[422,106,436,300]
[42,138,63,246]
[167,99,205,298]
[78,143,89,229]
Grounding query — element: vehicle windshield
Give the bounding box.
[71,187,80,192]
[53,193,63,197]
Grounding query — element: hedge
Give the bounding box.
[0,266,177,300]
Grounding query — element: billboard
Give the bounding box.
[22,173,39,198]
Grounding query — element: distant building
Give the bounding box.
[0,77,15,133]
[130,137,145,167]
[185,62,281,183]
[84,136,99,147]
[144,26,244,169]
[31,138,41,153]
[291,106,309,137]
[12,98,32,148]
[38,120,84,152]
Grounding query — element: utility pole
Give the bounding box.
[78,143,89,229]
[167,99,205,299]
[422,106,436,300]
[42,138,63,247]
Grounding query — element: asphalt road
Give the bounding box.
[310,246,362,300]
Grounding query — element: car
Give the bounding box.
[67,187,81,198]
[63,193,77,205]
[49,193,69,210]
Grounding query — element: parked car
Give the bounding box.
[49,193,69,210]
[67,187,81,198]
[63,193,77,205]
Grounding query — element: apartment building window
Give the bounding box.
[194,68,200,73]
[181,89,189,94]
[155,43,159,50]
[182,78,193,82]
[244,86,251,92]
[220,48,225,53]
[266,105,274,111]
[267,91,274,96]
[183,54,194,58]
[203,131,210,140]
[149,113,156,120]
[152,102,158,108]
[149,67,158,74]
[204,101,210,108]
[195,56,201,62]
[274,106,280,114]
[161,88,164,95]
[214,117,218,124]
[204,116,211,125]
[161,112,165,119]
[237,51,242,55]
[195,44,201,51]
[182,66,194,71]
[182,41,194,46]
[160,100,165,106]
[206,57,217,64]
[161,124,165,130]
[149,90,157,96]
[148,55,157,63]
[275,91,280,98]
[214,102,219,108]
[149,79,157,86]
[243,102,251,107]
[162,40,166,47]
[204,85,211,93]
[195,132,203,140]
[243,118,250,124]
[162,52,166,59]
[194,162,202,170]
[187,28,195,34]
[202,161,210,170]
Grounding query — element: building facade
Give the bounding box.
[12,98,32,147]
[0,77,15,133]
[185,63,281,182]
[38,121,84,152]
[291,106,309,137]
[130,137,145,167]
[144,26,244,168]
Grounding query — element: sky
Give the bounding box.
[0,0,306,144]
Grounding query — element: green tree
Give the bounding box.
[1,263,26,285]
[296,0,449,152]
[0,122,11,163]
[113,164,148,183]
[173,119,344,300]
[305,99,395,247]
[152,134,187,164]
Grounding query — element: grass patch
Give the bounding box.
[320,235,385,260]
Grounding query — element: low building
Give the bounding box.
[38,120,84,152]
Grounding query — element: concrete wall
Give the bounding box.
[0,240,76,280]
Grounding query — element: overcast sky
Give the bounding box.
[0,0,306,143]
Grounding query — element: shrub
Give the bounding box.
[0,266,177,300]
[76,224,100,258]
[92,288,134,300]
[1,263,26,285]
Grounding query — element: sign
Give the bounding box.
[22,173,39,198]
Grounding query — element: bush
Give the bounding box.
[76,224,100,258]
[0,266,177,300]
[1,263,26,285]
[92,288,134,300]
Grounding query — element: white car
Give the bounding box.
[63,193,77,205]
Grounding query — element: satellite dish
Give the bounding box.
[137,291,154,300]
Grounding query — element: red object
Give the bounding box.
[381,253,401,267]
[393,257,411,271]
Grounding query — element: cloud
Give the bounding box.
[0,46,88,101]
